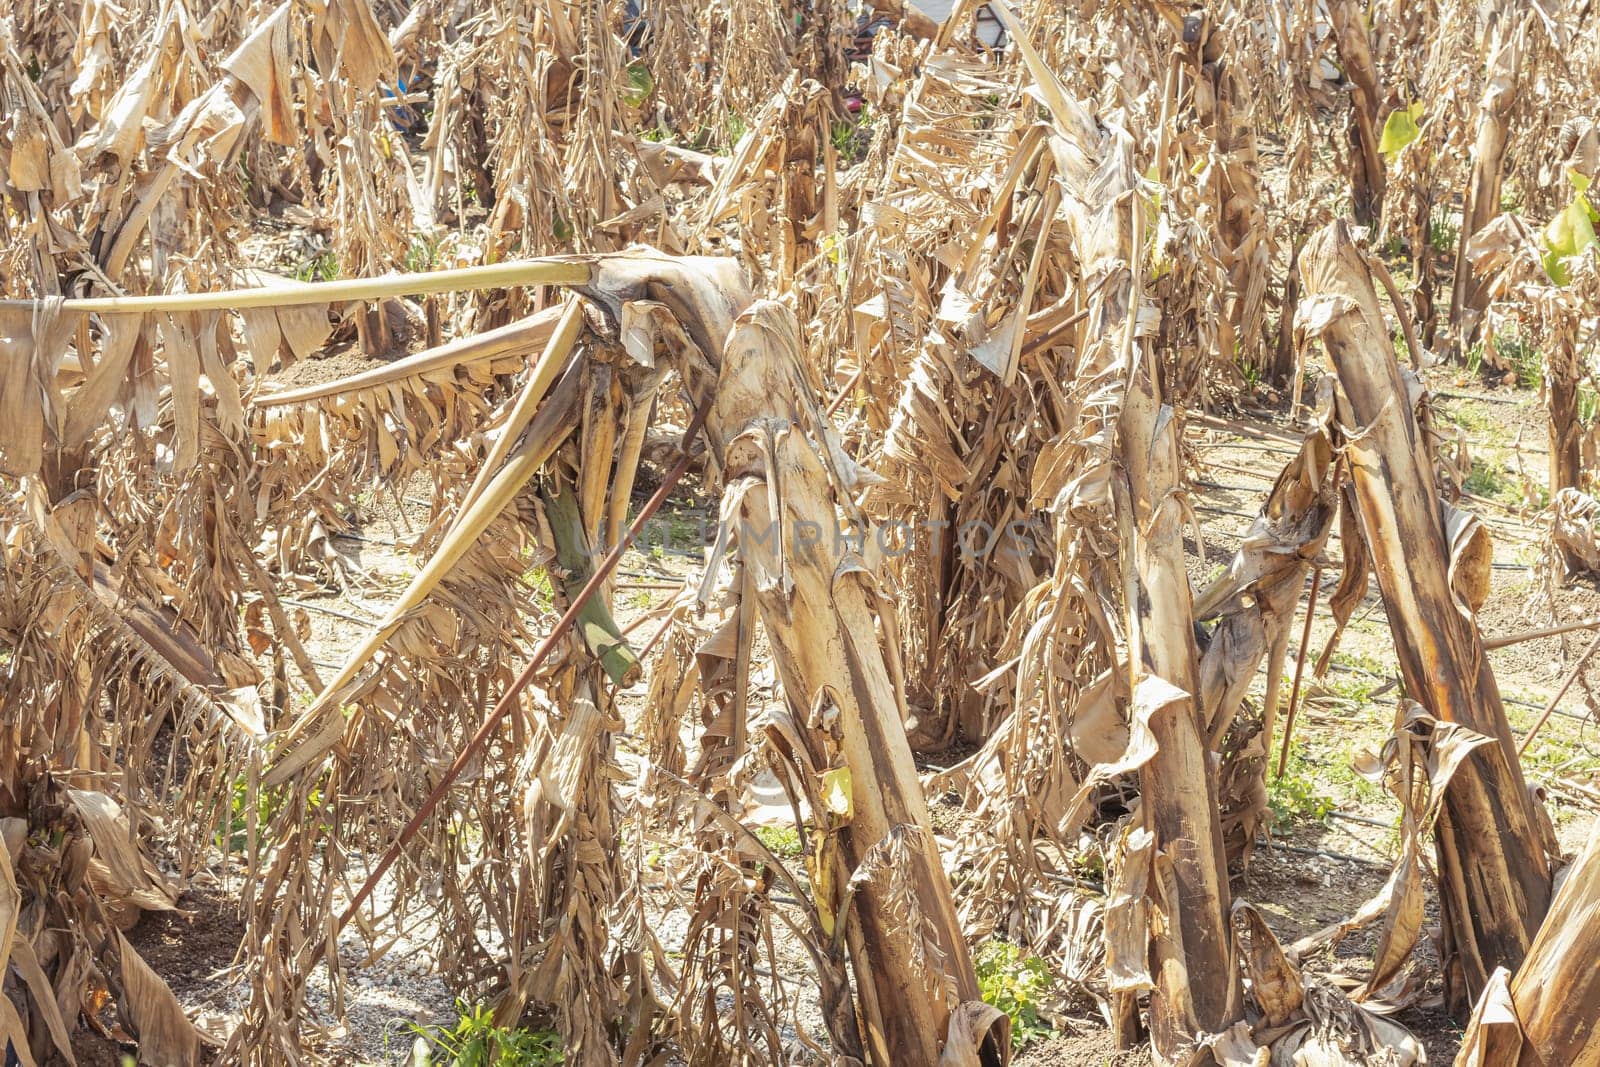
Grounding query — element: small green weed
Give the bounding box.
[523,565,554,605]
[1462,453,1526,507]
[405,236,440,273]
[1462,460,1506,499]
[1267,748,1337,831]
[218,777,281,852]
[634,508,703,558]
[1437,398,1495,434]
[1429,213,1459,256]
[409,1003,564,1067]
[974,941,1053,1049]
[830,106,876,166]
[1464,330,1543,390]
[1496,332,1543,390]
[293,249,339,283]
[694,113,749,155]
[1579,384,1600,425]
[1317,653,1382,704]
[1066,848,1106,884]
[217,777,324,852]
[831,119,857,161]
[754,823,803,856]
[1237,357,1264,389]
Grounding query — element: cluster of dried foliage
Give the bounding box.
[0,0,1599,1064]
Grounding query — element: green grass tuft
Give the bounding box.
[754,823,803,856]
[409,1003,564,1066]
[293,249,339,283]
[1430,213,1459,256]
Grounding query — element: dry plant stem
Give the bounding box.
[1328,0,1386,226]
[727,564,755,776]
[1300,221,1551,1009]
[824,367,864,418]
[1117,224,1240,1053]
[990,9,1241,1050]
[710,303,988,1066]
[254,305,563,407]
[1505,817,1600,1063]
[1516,628,1600,757]
[338,402,710,933]
[1276,567,1322,779]
[2,259,593,315]
[1549,343,1583,500]
[458,298,586,517]
[605,394,655,558]
[1485,616,1600,650]
[1450,14,1528,353]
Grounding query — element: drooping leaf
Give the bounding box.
[1541,198,1597,285]
[1379,102,1423,157]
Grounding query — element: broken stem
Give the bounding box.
[4,258,592,315]
[335,401,708,933]
[458,298,586,517]
[254,305,563,407]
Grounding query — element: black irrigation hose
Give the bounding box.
[1253,839,1388,869]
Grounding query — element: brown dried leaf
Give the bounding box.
[11,939,77,1066]
[116,932,201,1067]
[938,1000,1007,1066]
[1103,825,1155,994]
[0,309,45,476]
[68,790,179,915]
[1457,966,1524,1067]
[1232,900,1303,1026]
[1444,503,1492,617]
[220,3,295,144]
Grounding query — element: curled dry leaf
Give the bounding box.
[1232,901,1425,1066]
